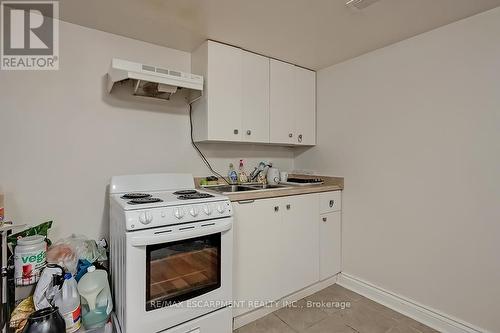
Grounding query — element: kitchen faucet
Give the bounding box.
[249,161,271,182]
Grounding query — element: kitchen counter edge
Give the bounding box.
[196,175,344,202]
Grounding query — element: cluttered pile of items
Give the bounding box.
[2,220,114,333]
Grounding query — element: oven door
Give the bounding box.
[124,217,233,333]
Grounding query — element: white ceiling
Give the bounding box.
[59,0,500,70]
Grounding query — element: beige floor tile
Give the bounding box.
[357,297,408,321]
[386,324,422,333]
[397,317,440,333]
[306,284,363,315]
[337,300,399,333]
[234,313,296,333]
[275,298,329,331]
[233,284,438,333]
[303,313,358,333]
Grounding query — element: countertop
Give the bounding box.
[196,175,343,202]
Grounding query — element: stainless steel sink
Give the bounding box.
[205,185,257,193]
[204,183,290,194]
[246,184,289,190]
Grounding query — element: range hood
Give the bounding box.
[107,58,203,102]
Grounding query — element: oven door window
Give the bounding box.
[146,233,221,311]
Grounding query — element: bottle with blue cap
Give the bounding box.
[54,272,81,332]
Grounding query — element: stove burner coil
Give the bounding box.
[121,193,152,199]
[128,197,163,205]
[173,190,198,195]
[177,193,215,200]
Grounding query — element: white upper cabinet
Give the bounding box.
[294,66,316,145]
[270,59,316,145]
[191,41,243,142]
[192,40,315,145]
[241,51,270,143]
[270,59,296,144]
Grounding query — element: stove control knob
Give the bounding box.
[139,212,147,224]
[203,204,212,216]
[174,208,185,219]
[217,204,225,214]
[139,211,152,225]
[146,211,153,224]
[189,207,199,217]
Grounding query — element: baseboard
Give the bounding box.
[338,273,491,333]
[233,274,339,329]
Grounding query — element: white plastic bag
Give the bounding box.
[33,264,64,310]
[47,235,108,274]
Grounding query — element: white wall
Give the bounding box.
[0,21,293,240]
[295,7,500,332]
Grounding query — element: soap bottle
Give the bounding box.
[238,159,248,183]
[228,163,238,184]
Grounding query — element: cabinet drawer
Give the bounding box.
[319,191,341,213]
[165,307,232,333]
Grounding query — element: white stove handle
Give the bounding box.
[129,218,232,247]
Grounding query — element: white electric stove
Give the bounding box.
[109,173,233,333]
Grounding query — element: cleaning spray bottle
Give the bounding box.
[54,272,81,332]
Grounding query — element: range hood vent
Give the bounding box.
[107,58,203,102]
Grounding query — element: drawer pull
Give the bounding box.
[286,204,291,210]
[238,200,255,204]
[329,200,334,208]
[274,206,279,212]
[322,217,327,222]
[234,129,239,135]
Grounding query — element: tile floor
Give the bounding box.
[234,285,440,333]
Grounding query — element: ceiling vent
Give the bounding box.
[346,0,381,10]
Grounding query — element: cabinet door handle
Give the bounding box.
[286,204,291,210]
[274,206,279,212]
[246,130,251,135]
[288,133,293,138]
[234,129,239,135]
[238,200,255,204]
[322,217,327,222]
[298,134,303,143]
[329,200,334,208]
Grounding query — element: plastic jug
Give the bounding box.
[54,272,81,332]
[77,266,113,329]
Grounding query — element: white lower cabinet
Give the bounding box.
[319,211,341,280]
[233,198,285,316]
[279,194,319,296]
[233,191,341,318]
